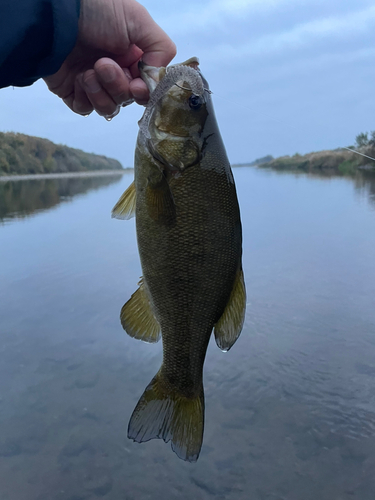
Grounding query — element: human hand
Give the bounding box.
[43,0,176,118]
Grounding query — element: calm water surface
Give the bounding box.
[0,168,375,500]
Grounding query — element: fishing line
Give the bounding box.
[173,82,269,117]
[343,147,375,162]
[173,83,375,162]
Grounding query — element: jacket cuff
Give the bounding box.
[0,0,80,88]
[36,0,81,80]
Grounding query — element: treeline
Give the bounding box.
[253,132,375,175]
[0,132,123,176]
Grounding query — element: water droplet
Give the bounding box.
[104,106,120,121]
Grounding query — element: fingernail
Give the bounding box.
[84,76,101,93]
[102,66,117,83]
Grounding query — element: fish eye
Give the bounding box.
[188,95,202,110]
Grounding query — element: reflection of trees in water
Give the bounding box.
[353,172,375,208]
[256,166,375,208]
[0,175,123,221]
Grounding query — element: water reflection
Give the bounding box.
[1,169,375,499]
[0,174,123,222]
[255,165,375,208]
[353,171,375,208]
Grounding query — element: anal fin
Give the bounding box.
[214,268,246,352]
[121,278,161,343]
[112,181,136,220]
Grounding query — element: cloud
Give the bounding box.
[198,4,375,61]
[159,0,295,34]
[213,0,283,13]
[1,0,374,166]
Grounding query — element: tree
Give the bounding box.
[355,132,369,148]
[368,130,375,146]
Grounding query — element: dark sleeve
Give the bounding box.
[0,0,80,88]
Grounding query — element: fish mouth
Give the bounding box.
[138,57,200,94]
[138,61,164,93]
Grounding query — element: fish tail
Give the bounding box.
[127,371,204,462]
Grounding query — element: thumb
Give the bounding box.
[127,2,176,67]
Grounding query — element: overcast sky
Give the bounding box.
[1,0,375,167]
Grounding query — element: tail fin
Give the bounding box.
[128,372,204,462]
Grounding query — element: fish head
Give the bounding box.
[139,58,210,174]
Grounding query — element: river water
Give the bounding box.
[0,168,375,500]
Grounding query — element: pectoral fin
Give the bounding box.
[146,170,176,225]
[214,268,246,352]
[112,181,136,220]
[120,278,161,343]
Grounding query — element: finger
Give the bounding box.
[94,58,135,106]
[127,3,176,68]
[113,44,144,77]
[81,69,119,117]
[72,76,94,115]
[127,58,149,104]
[129,78,149,105]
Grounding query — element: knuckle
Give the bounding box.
[168,40,177,59]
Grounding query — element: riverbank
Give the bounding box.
[233,144,375,176]
[0,169,132,182]
[251,147,375,175]
[0,132,124,177]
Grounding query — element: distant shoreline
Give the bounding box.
[0,169,133,182]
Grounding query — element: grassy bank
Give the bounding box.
[256,146,375,175]
[0,132,123,176]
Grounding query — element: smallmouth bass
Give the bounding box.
[112,57,246,462]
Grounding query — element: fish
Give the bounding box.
[112,57,246,462]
